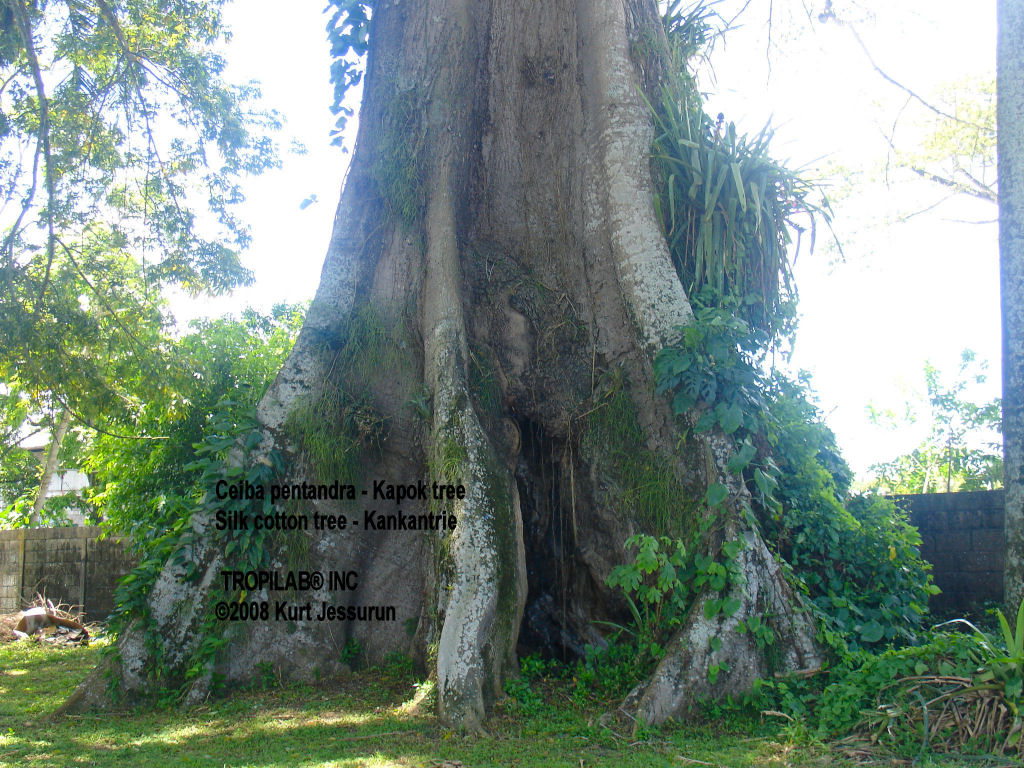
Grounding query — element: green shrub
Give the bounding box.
[756,603,1023,757]
[762,382,938,651]
[570,637,653,708]
[652,295,937,653]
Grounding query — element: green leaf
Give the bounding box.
[726,440,757,474]
[717,402,743,434]
[704,599,721,620]
[1004,675,1022,700]
[1012,597,1024,657]
[695,410,717,433]
[753,468,777,498]
[705,482,729,508]
[636,543,659,573]
[673,390,697,415]
[244,430,262,451]
[721,596,741,617]
[654,349,688,388]
[997,607,1015,653]
[730,162,746,212]
[859,620,885,644]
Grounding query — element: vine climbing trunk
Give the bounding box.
[63,0,822,728]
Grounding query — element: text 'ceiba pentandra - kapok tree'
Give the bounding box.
[66,0,832,730]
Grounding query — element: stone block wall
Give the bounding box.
[0,527,134,620]
[892,490,1005,616]
[0,534,20,612]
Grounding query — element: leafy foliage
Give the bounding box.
[84,305,303,548]
[110,399,289,697]
[606,529,748,676]
[762,383,938,650]
[892,76,997,203]
[605,534,690,660]
[1,235,169,439]
[597,3,934,676]
[757,601,1024,758]
[324,0,373,146]
[0,0,280,492]
[759,631,984,736]
[0,387,97,527]
[570,636,657,709]
[0,387,40,510]
[652,293,936,652]
[1,0,278,291]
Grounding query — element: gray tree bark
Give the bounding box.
[62,0,821,729]
[1000,0,1024,611]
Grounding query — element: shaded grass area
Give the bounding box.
[0,641,982,768]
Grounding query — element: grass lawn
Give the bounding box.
[0,639,1003,768]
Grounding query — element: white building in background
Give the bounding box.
[19,433,91,526]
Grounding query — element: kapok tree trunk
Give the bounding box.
[63,0,821,729]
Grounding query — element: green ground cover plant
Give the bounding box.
[645,293,937,655]
[1,639,982,768]
[754,601,1024,763]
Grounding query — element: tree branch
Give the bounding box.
[50,389,168,441]
[1,139,42,307]
[8,0,57,309]
[896,192,957,223]
[882,134,998,203]
[91,0,193,236]
[904,163,998,203]
[0,427,44,461]
[821,6,990,133]
[959,167,997,200]
[53,235,158,366]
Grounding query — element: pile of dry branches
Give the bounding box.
[839,675,1022,761]
[1,595,92,645]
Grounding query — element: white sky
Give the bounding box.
[695,0,999,475]
[198,0,1000,479]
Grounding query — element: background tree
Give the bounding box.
[0,385,40,515]
[84,304,303,547]
[999,0,1024,611]
[0,0,279,520]
[887,77,997,206]
[867,351,1002,494]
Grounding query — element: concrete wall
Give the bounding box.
[0,527,134,619]
[892,490,1005,615]
[1,494,1006,621]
